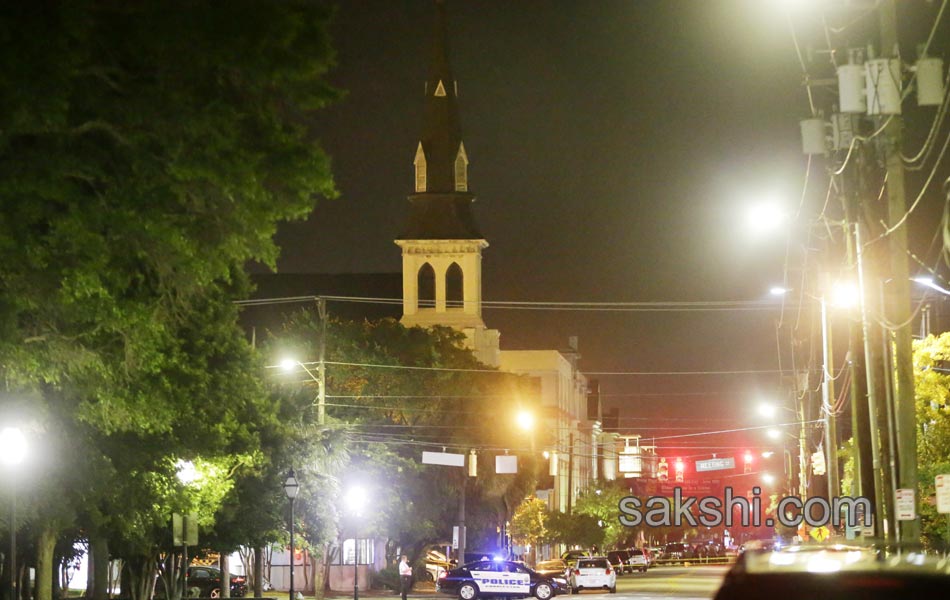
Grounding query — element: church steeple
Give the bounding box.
[399,0,481,240]
[395,1,499,367]
[419,0,464,194]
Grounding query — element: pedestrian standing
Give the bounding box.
[399,555,412,600]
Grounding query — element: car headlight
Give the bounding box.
[554,578,567,585]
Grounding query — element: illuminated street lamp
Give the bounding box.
[283,471,300,600]
[762,473,776,486]
[1,427,27,600]
[758,403,778,419]
[344,485,369,600]
[279,356,326,425]
[745,201,788,236]
[515,410,534,432]
[766,428,782,440]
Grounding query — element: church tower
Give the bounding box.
[396,0,499,366]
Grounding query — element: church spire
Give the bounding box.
[419,0,463,194]
[399,0,481,240]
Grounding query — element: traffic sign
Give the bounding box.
[696,457,735,472]
[936,474,950,514]
[895,488,916,521]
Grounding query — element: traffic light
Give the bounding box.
[674,458,684,482]
[743,451,753,474]
[657,458,669,481]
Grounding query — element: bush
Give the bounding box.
[371,566,400,591]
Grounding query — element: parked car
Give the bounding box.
[560,550,591,572]
[568,557,616,594]
[605,551,628,575]
[425,549,453,581]
[534,559,569,580]
[436,559,566,600]
[662,542,687,563]
[624,548,649,572]
[156,566,248,598]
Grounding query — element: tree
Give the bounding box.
[262,312,540,567]
[913,333,950,548]
[510,498,548,564]
[573,487,628,549]
[0,2,339,599]
[545,512,604,551]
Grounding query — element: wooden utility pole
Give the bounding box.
[878,0,920,543]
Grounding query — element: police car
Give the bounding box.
[437,559,566,600]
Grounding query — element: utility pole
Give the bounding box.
[566,431,574,514]
[317,296,327,426]
[820,290,840,499]
[878,0,920,544]
[855,220,889,537]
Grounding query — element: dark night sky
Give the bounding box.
[261,1,948,456]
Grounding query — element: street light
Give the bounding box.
[284,470,300,600]
[762,473,776,485]
[757,403,778,419]
[745,200,788,236]
[0,427,27,600]
[515,410,534,432]
[279,355,326,425]
[344,485,369,600]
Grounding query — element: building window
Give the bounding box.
[414,143,427,192]
[418,262,435,308]
[330,539,374,565]
[454,143,468,192]
[446,262,463,307]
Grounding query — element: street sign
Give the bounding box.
[452,526,459,549]
[811,450,826,475]
[618,450,642,476]
[496,455,518,474]
[936,475,950,513]
[810,526,830,542]
[422,451,465,467]
[895,488,916,521]
[696,457,735,472]
[172,512,198,546]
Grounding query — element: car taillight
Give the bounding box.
[573,569,580,576]
[439,572,447,579]
[605,568,611,575]
[233,577,245,584]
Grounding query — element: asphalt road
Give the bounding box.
[337,566,730,600]
[569,566,729,600]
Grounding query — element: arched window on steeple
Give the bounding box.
[454,142,468,192]
[414,143,427,192]
[418,262,435,308]
[446,262,463,308]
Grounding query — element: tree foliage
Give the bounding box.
[0,1,339,598]
[913,333,950,548]
[264,312,541,564]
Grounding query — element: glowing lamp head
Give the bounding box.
[515,411,534,431]
[766,428,781,440]
[744,451,753,464]
[829,282,859,309]
[279,358,298,372]
[0,427,26,467]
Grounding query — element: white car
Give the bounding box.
[569,557,616,594]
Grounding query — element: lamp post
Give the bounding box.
[283,471,300,600]
[0,427,27,600]
[344,486,368,600]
